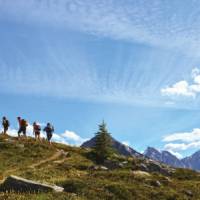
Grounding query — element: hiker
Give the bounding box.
[43,123,54,144]
[33,122,41,141]
[17,117,28,138]
[2,116,10,135]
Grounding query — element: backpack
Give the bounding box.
[3,119,9,127]
[44,125,54,133]
[35,125,41,131]
[21,119,28,127]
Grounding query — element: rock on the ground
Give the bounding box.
[4,138,14,143]
[16,144,25,148]
[150,180,162,187]
[0,175,64,193]
[184,190,193,197]
[139,163,149,171]
[89,165,108,171]
[60,150,69,157]
[99,166,108,170]
[132,170,151,177]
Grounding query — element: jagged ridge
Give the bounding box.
[144,147,200,171]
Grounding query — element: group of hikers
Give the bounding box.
[1,116,54,143]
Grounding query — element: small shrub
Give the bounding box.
[62,179,87,194]
[105,183,132,200]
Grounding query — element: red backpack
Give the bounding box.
[21,119,28,127]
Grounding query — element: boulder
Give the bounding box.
[150,180,161,187]
[184,190,193,197]
[118,163,124,168]
[139,163,149,171]
[60,150,70,157]
[4,138,15,143]
[89,165,108,171]
[132,170,151,177]
[16,144,24,148]
[99,166,108,171]
[146,161,171,176]
[0,175,64,193]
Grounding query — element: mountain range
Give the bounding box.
[144,147,200,171]
[82,137,200,171]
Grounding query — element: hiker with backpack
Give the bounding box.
[43,123,54,144]
[2,116,10,135]
[33,122,41,141]
[17,117,28,138]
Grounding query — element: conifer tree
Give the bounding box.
[94,121,113,163]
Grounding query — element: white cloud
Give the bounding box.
[163,128,200,143]
[164,141,200,152]
[161,81,195,98]
[62,131,81,141]
[161,68,200,98]
[61,130,88,146]
[163,128,200,157]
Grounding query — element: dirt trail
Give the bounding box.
[2,150,65,178]
[29,150,64,168]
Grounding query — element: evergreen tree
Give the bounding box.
[93,121,113,163]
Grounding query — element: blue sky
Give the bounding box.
[1,0,200,158]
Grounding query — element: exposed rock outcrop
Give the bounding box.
[0,175,64,193]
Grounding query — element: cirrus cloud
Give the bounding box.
[1,0,200,56]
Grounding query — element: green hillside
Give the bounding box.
[0,134,200,200]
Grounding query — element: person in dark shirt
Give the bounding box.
[2,116,10,135]
[43,123,54,144]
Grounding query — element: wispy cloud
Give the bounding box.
[161,68,200,98]
[1,0,200,56]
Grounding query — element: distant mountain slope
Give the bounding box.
[81,136,142,157]
[144,147,200,171]
[83,138,200,171]
[144,147,184,168]
[182,150,200,171]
